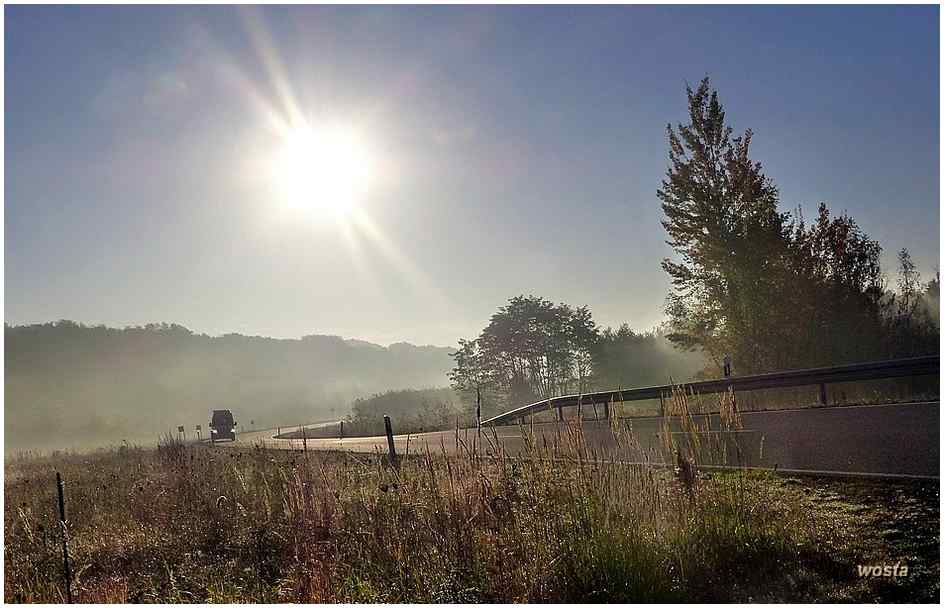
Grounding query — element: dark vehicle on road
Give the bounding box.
[209,409,237,442]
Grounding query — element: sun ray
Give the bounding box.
[238,5,305,135]
[348,209,454,312]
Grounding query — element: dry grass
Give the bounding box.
[4,391,937,602]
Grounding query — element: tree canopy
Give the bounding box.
[659,78,938,373]
[450,296,705,414]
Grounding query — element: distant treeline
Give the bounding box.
[343,325,707,434]
[342,325,708,435]
[4,321,453,452]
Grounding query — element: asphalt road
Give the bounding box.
[227,401,939,478]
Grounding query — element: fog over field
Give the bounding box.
[4,317,710,452]
[4,321,455,452]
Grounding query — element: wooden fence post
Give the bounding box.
[339,420,344,439]
[384,415,397,467]
[56,472,73,603]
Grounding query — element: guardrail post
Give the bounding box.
[384,414,397,467]
[556,403,563,421]
[339,420,344,439]
[603,400,610,420]
[819,383,828,406]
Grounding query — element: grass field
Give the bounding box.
[4,392,939,602]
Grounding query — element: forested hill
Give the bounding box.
[4,321,454,452]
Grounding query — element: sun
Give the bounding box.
[273,123,372,217]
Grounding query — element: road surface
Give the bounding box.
[227,401,939,479]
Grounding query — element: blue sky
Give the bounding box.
[5,5,940,346]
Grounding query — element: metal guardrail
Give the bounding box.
[481,354,939,426]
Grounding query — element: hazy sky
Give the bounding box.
[5,5,940,346]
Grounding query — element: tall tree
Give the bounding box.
[568,305,598,394]
[785,203,887,365]
[658,79,937,373]
[658,77,792,373]
[450,295,599,409]
[448,338,500,418]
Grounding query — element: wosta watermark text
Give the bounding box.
[857,563,909,578]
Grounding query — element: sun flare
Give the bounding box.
[273,123,372,217]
